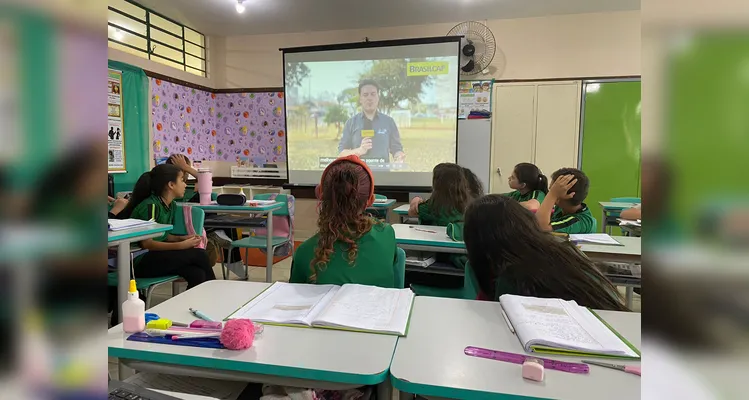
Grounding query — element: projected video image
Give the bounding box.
[285,57,458,172]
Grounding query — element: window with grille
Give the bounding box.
[108,0,207,77]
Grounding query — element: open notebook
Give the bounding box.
[226,282,415,336]
[569,233,623,245]
[108,218,155,231]
[500,294,640,359]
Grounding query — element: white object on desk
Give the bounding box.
[108,218,154,231]
[499,294,638,358]
[393,224,466,254]
[390,296,641,400]
[227,282,415,336]
[569,233,622,246]
[109,281,397,392]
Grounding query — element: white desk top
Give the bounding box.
[580,236,641,257]
[599,202,639,210]
[108,281,396,385]
[367,199,396,209]
[390,297,641,400]
[392,223,465,250]
[107,223,173,244]
[183,201,282,213]
[393,204,410,215]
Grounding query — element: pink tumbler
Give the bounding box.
[197,169,213,205]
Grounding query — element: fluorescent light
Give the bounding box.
[235,1,245,13]
[114,28,124,41]
[585,83,600,93]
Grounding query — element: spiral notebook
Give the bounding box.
[500,294,640,360]
[226,282,415,336]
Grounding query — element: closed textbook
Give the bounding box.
[500,294,640,359]
[226,282,415,336]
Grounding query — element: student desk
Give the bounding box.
[580,236,641,308]
[390,297,641,400]
[366,199,396,220]
[108,281,396,397]
[108,223,173,322]
[598,202,640,233]
[393,223,466,254]
[393,204,416,223]
[185,202,283,282]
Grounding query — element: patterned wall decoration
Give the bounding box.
[150,78,286,166]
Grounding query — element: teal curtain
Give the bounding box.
[108,60,149,194]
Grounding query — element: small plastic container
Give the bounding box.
[197,168,213,205]
[522,358,545,382]
[122,280,146,333]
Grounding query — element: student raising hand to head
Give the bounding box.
[536,168,596,234]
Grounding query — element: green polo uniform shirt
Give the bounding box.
[129,194,176,265]
[505,190,546,203]
[290,221,397,288]
[550,203,596,234]
[417,200,463,226]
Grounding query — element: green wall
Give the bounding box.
[580,81,642,232]
[108,60,149,194]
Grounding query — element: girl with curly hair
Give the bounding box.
[289,155,397,287]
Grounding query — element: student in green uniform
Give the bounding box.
[503,163,548,212]
[536,168,596,234]
[408,163,472,226]
[120,164,215,289]
[462,166,484,199]
[464,194,627,310]
[290,155,397,287]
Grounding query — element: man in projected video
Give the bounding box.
[338,80,406,165]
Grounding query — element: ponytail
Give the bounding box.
[118,164,183,219]
[514,163,548,194]
[118,171,152,219]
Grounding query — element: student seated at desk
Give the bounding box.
[408,163,472,225]
[503,162,548,212]
[464,194,627,311]
[621,203,642,220]
[290,155,396,287]
[120,164,216,289]
[536,168,596,234]
[462,166,484,198]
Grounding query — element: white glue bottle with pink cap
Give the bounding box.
[122,279,145,333]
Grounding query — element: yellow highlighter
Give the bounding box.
[361,129,375,138]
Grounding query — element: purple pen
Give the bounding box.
[464,346,589,374]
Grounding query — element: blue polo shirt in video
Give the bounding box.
[338,111,404,164]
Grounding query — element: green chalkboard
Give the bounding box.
[580,80,642,232]
[108,60,149,194]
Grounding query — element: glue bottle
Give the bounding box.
[122,279,145,333]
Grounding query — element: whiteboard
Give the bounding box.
[457,119,492,194]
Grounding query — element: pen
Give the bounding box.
[500,304,515,334]
[409,226,437,234]
[189,308,215,322]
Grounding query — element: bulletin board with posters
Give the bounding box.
[458,79,493,119]
[108,68,126,172]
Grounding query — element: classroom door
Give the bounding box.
[490,84,536,193]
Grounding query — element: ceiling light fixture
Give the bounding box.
[114,28,124,41]
[235,0,246,13]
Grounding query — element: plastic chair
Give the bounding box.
[462,262,480,300]
[393,247,406,289]
[107,247,180,309]
[223,193,293,280]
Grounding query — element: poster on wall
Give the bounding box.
[108,69,126,172]
[458,80,493,119]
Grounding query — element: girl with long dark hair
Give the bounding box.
[464,194,627,311]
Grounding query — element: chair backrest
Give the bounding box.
[611,197,641,204]
[393,247,406,289]
[172,204,206,236]
[374,194,387,200]
[463,262,480,300]
[254,193,291,216]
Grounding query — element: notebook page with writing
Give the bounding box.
[500,295,637,357]
[226,282,339,326]
[108,218,154,231]
[311,284,415,335]
[569,234,622,245]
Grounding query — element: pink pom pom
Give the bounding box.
[220,319,255,350]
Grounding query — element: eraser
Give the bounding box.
[522,358,545,382]
[146,319,172,330]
